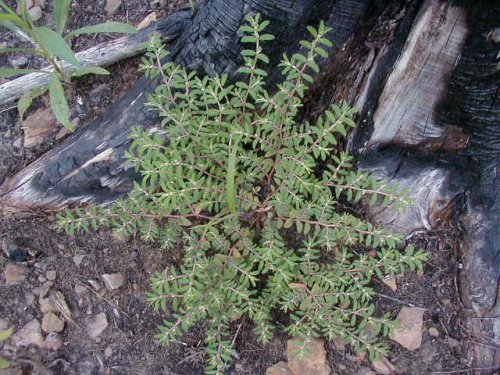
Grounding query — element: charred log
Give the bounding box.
[0,0,499,369]
[0,0,364,209]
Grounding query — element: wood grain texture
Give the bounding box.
[359,149,474,234]
[365,0,469,152]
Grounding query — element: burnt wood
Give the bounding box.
[0,0,499,369]
[0,9,194,106]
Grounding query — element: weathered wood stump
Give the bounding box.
[0,0,498,371]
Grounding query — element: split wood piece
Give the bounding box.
[359,149,475,234]
[0,9,194,106]
[364,0,470,153]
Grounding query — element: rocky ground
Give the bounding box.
[0,1,476,374]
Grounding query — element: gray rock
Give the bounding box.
[371,358,396,375]
[11,319,44,347]
[105,0,121,15]
[9,56,28,69]
[382,276,397,292]
[34,0,46,8]
[39,297,56,313]
[86,313,108,338]
[391,307,424,350]
[104,346,113,358]
[265,361,294,375]
[101,273,125,291]
[3,264,28,285]
[28,5,42,21]
[287,338,330,375]
[41,312,64,333]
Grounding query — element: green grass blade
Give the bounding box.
[226,135,240,214]
[68,22,136,38]
[71,66,110,78]
[0,68,41,78]
[54,0,70,34]
[49,72,73,130]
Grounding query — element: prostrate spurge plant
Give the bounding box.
[59,15,427,374]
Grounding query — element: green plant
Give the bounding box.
[58,14,427,374]
[0,0,136,129]
[0,326,13,369]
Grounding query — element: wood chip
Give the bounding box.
[137,12,156,30]
[49,290,79,328]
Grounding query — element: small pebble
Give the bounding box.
[8,246,28,262]
[9,55,28,69]
[34,0,46,8]
[11,319,44,347]
[39,298,56,314]
[371,358,396,375]
[104,347,113,358]
[105,0,122,15]
[429,327,439,337]
[73,254,86,266]
[3,263,29,285]
[28,5,42,21]
[440,298,451,306]
[101,273,125,291]
[86,313,108,339]
[42,332,63,350]
[41,312,64,333]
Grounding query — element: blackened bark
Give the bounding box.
[1,0,499,370]
[2,0,351,209]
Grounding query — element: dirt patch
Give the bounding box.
[0,216,469,374]
[0,1,471,374]
[0,215,207,374]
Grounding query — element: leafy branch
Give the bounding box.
[0,0,136,129]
